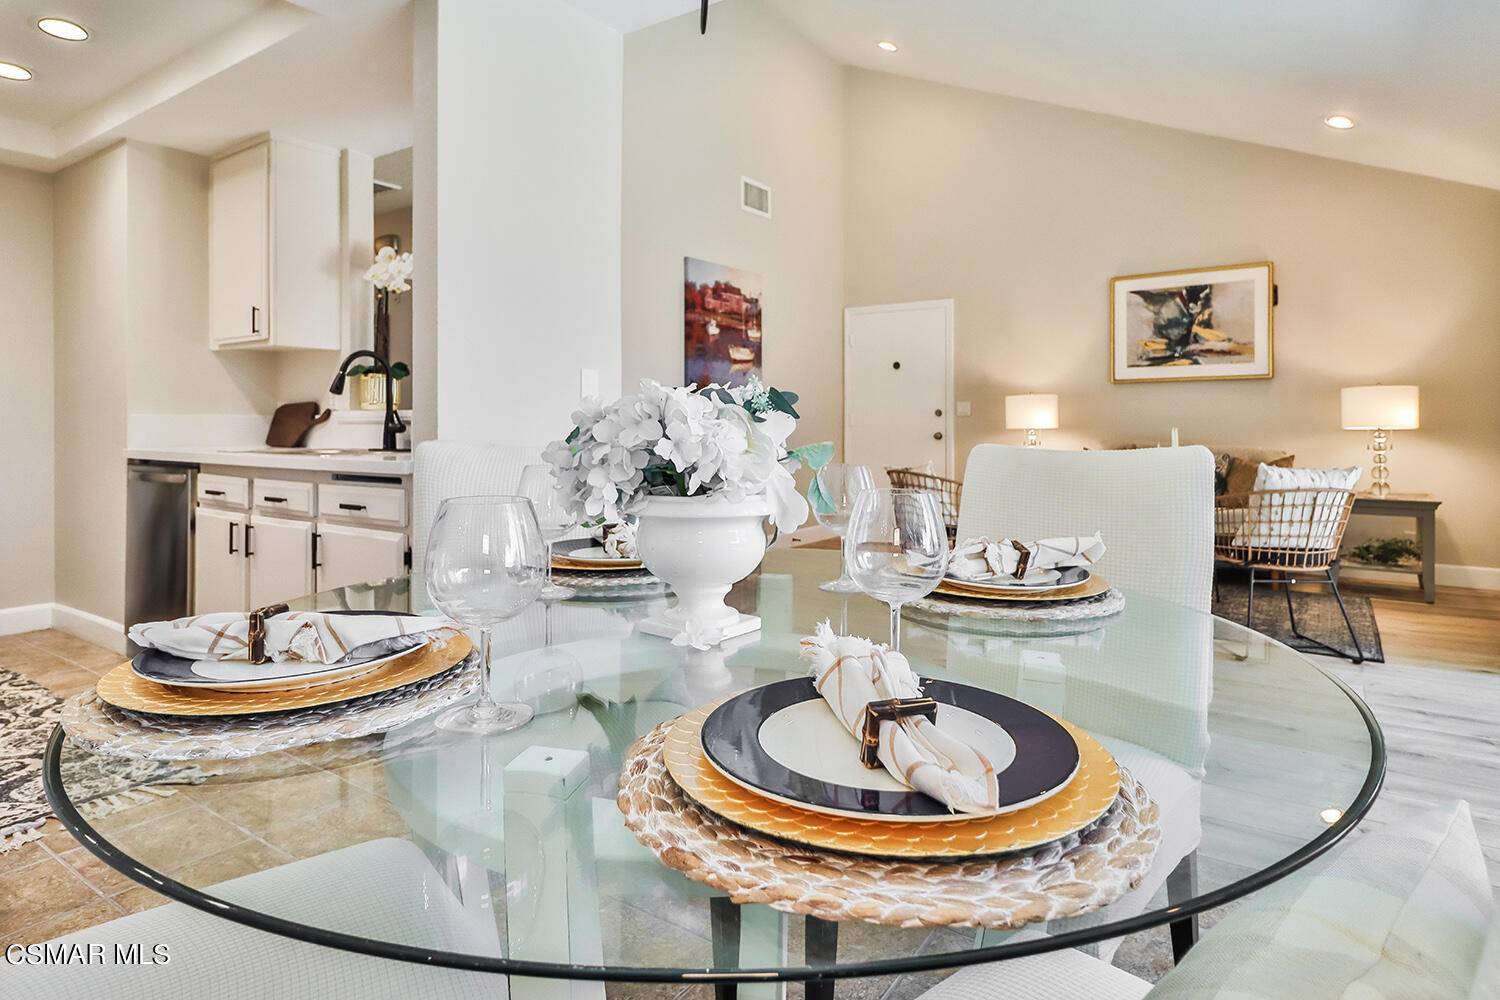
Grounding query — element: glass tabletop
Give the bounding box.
[47,548,1383,986]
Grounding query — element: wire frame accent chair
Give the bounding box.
[885,467,963,540]
[1214,486,1364,662]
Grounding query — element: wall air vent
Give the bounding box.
[741,176,771,218]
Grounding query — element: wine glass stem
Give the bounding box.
[837,544,854,587]
[889,603,902,652]
[546,541,555,589]
[472,626,500,721]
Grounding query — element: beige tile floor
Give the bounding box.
[0,629,411,945]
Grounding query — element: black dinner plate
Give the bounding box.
[700,677,1080,820]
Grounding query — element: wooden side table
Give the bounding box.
[1344,492,1441,602]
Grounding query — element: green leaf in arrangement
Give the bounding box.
[787,441,834,471]
[389,362,411,380]
[766,388,800,419]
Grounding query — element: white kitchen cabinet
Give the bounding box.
[316,521,409,593]
[248,515,315,608]
[210,137,341,350]
[194,507,248,614]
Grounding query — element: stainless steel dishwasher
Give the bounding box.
[125,460,197,647]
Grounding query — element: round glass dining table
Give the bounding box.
[46,548,1383,994]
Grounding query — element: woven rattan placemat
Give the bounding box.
[618,720,1160,929]
[60,653,480,761]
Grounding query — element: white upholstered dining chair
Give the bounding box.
[956,445,1216,612]
[0,838,506,1000]
[412,441,544,574]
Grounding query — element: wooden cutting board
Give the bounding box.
[265,402,332,448]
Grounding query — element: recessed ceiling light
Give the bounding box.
[0,61,33,81]
[876,40,899,52]
[38,17,89,41]
[1323,114,1355,130]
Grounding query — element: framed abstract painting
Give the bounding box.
[1110,261,1274,383]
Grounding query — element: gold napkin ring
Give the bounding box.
[858,697,939,768]
[247,603,290,664]
[1008,539,1031,580]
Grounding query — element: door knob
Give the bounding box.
[934,408,943,417]
[892,361,901,370]
[933,432,944,441]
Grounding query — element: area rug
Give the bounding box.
[0,668,211,852]
[1212,577,1384,662]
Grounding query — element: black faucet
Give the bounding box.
[329,350,407,452]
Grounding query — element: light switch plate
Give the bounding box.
[956,401,972,417]
[580,368,599,399]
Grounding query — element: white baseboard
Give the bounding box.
[52,605,127,654]
[0,602,127,654]
[1338,562,1500,592]
[0,603,55,636]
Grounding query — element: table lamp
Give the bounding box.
[1341,385,1419,496]
[1005,394,1058,448]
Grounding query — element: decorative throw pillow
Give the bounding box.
[1150,801,1494,999]
[1231,464,1362,550]
[1223,453,1294,495]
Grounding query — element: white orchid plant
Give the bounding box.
[363,246,414,295]
[544,377,833,534]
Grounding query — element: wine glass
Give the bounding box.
[519,464,577,601]
[425,496,547,734]
[844,488,949,651]
[811,463,875,593]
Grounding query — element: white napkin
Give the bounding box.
[799,621,1000,815]
[600,522,638,559]
[949,532,1106,582]
[128,612,458,665]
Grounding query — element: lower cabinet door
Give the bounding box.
[248,515,315,607]
[315,521,409,593]
[194,507,248,614]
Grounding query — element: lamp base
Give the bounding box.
[1023,428,1040,448]
[1369,428,1392,495]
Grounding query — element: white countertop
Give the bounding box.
[125,447,413,476]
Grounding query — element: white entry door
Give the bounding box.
[844,300,955,476]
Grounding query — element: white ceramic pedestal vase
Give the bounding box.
[634,494,772,647]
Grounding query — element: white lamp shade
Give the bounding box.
[1005,394,1059,430]
[1341,385,1419,430]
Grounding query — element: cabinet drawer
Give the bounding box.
[253,479,315,516]
[198,473,250,509]
[318,484,406,526]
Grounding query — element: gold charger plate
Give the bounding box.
[935,573,1110,603]
[663,697,1119,859]
[95,630,472,716]
[552,552,644,571]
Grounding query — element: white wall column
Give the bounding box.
[413,0,623,447]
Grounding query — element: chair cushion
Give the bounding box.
[1147,801,1494,999]
[913,944,1151,999]
[1229,464,1361,551]
[1473,911,1500,999]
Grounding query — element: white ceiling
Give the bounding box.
[0,0,268,125]
[120,6,412,160]
[762,0,1500,190]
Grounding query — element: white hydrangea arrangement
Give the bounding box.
[363,246,414,294]
[544,377,832,533]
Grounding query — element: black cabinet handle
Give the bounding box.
[251,305,260,334]
[312,532,321,569]
[205,489,225,496]
[245,524,255,557]
[338,503,366,511]
[263,496,287,503]
[228,522,238,554]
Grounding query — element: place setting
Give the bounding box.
[522,463,668,600]
[906,531,1127,633]
[620,617,1160,930]
[60,607,481,760]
